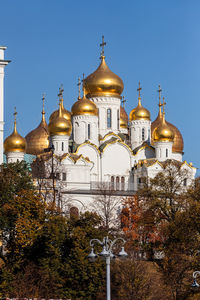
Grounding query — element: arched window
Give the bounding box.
[121,177,125,191]
[117,109,120,130]
[166,148,168,158]
[183,178,187,186]
[116,176,120,190]
[142,128,145,141]
[88,124,91,139]
[111,176,115,190]
[70,206,79,218]
[62,142,64,151]
[107,109,112,128]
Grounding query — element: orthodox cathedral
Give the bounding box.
[0,38,196,210]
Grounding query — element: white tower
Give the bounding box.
[4,108,26,163]
[83,37,124,139]
[129,83,151,150]
[71,82,99,146]
[48,100,72,156]
[153,100,174,162]
[0,47,10,164]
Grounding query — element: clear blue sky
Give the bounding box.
[1,0,200,173]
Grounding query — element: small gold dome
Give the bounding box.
[25,113,49,155]
[49,99,71,122]
[129,97,150,121]
[71,93,98,116]
[48,103,72,136]
[120,106,128,129]
[153,114,174,142]
[151,108,184,153]
[83,56,124,98]
[4,116,26,153]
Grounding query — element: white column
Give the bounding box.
[0,47,10,164]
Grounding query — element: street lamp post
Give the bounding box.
[88,236,128,300]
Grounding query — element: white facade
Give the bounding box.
[6,151,24,163]
[50,135,69,156]
[0,47,10,164]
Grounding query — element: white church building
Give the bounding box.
[1,40,196,211]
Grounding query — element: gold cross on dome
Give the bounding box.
[157,85,162,106]
[121,96,126,108]
[77,77,81,98]
[42,93,45,113]
[137,82,142,97]
[14,106,17,122]
[100,35,106,57]
[58,84,64,99]
[162,96,166,114]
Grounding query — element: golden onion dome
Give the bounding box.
[49,98,71,122]
[83,56,124,98]
[129,97,150,121]
[151,108,184,153]
[25,110,49,155]
[71,91,98,116]
[120,106,128,129]
[153,113,174,142]
[48,102,72,136]
[4,112,26,153]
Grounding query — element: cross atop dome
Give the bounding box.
[137,82,142,98]
[14,106,17,124]
[77,77,81,99]
[100,35,106,58]
[58,84,64,100]
[162,96,166,115]
[121,96,126,108]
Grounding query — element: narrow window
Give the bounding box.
[88,124,91,139]
[56,173,60,180]
[107,109,112,128]
[148,129,150,142]
[138,178,141,184]
[116,176,120,190]
[63,173,66,181]
[142,128,145,141]
[184,178,187,186]
[62,142,64,151]
[111,176,115,190]
[166,148,168,158]
[117,109,120,130]
[121,177,125,191]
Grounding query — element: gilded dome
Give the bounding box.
[120,106,128,129]
[25,112,49,155]
[129,97,150,121]
[153,114,174,142]
[4,118,26,153]
[49,99,71,122]
[151,112,184,153]
[83,56,124,98]
[48,103,72,136]
[71,93,98,116]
